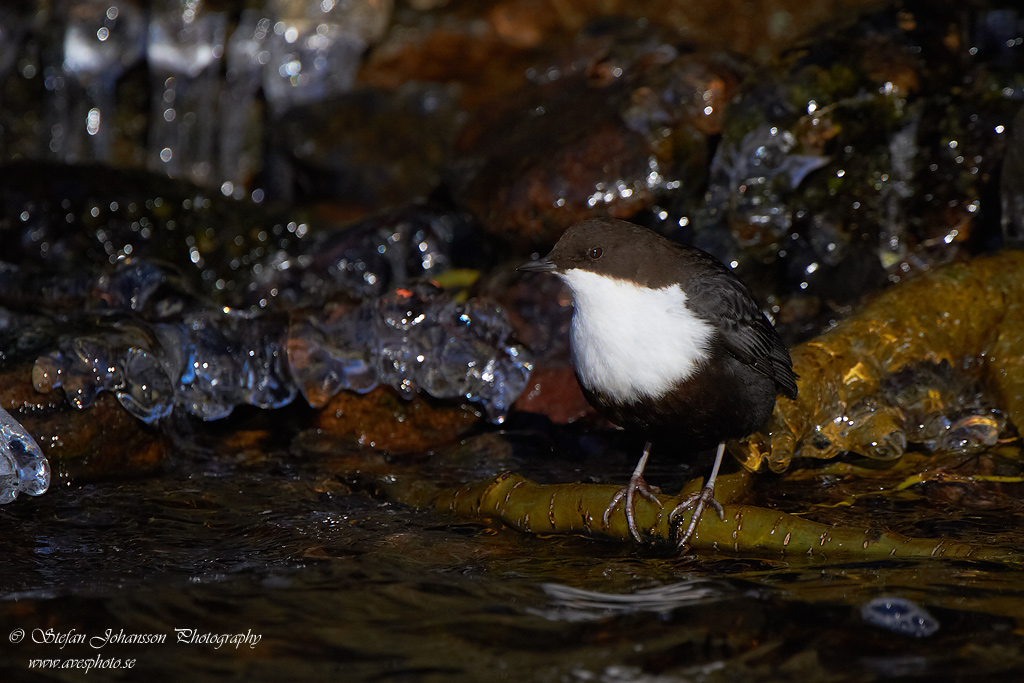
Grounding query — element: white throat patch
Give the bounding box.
[560,268,715,403]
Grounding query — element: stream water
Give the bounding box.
[3,426,1024,681]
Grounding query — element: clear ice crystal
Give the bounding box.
[36,312,295,423]
[33,281,531,426]
[307,208,454,300]
[706,124,831,248]
[0,406,50,504]
[146,4,226,184]
[288,283,533,422]
[152,312,296,420]
[116,347,176,422]
[261,0,393,113]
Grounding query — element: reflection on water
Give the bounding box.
[533,579,740,622]
[861,597,940,638]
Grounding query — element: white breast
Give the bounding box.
[560,268,715,403]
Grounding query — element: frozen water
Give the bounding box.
[288,283,532,422]
[263,19,365,114]
[706,124,830,248]
[65,336,123,410]
[23,203,522,425]
[59,0,145,163]
[94,260,182,315]
[147,4,226,78]
[147,5,226,184]
[63,2,145,76]
[37,284,530,425]
[220,11,273,196]
[34,311,294,423]
[884,361,1005,456]
[262,0,393,114]
[287,302,379,408]
[311,207,455,298]
[861,597,940,638]
[115,347,176,422]
[0,406,50,504]
[152,312,296,420]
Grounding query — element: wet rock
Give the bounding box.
[0,161,307,312]
[358,5,545,110]
[361,0,886,108]
[794,360,1008,465]
[314,385,480,454]
[695,3,1024,339]
[736,251,1024,473]
[501,267,573,359]
[512,365,592,425]
[0,360,165,482]
[449,29,739,246]
[0,164,462,312]
[266,84,461,208]
[293,203,460,301]
[500,266,591,424]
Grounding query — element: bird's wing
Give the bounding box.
[686,267,799,398]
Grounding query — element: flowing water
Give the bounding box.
[3,426,1024,681]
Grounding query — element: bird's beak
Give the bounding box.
[517,255,558,273]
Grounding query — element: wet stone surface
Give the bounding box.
[689,4,1024,339]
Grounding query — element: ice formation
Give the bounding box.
[0,406,50,504]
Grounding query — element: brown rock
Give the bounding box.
[449,51,732,245]
[512,364,593,423]
[0,363,165,482]
[314,386,481,454]
[359,20,541,110]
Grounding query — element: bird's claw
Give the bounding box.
[603,475,663,543]
[668,485,724,549]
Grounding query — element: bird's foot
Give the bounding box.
[668,485,725,550]
[603,475,663,543]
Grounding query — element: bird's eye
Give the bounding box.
[589,247,603,260]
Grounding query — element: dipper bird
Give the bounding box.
[519,218,797,547]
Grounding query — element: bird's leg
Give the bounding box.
[603,441,663,543]
[669,442,727,549]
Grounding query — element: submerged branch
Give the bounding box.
[374,468,1024,562]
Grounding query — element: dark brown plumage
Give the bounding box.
[520,218,797,547]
